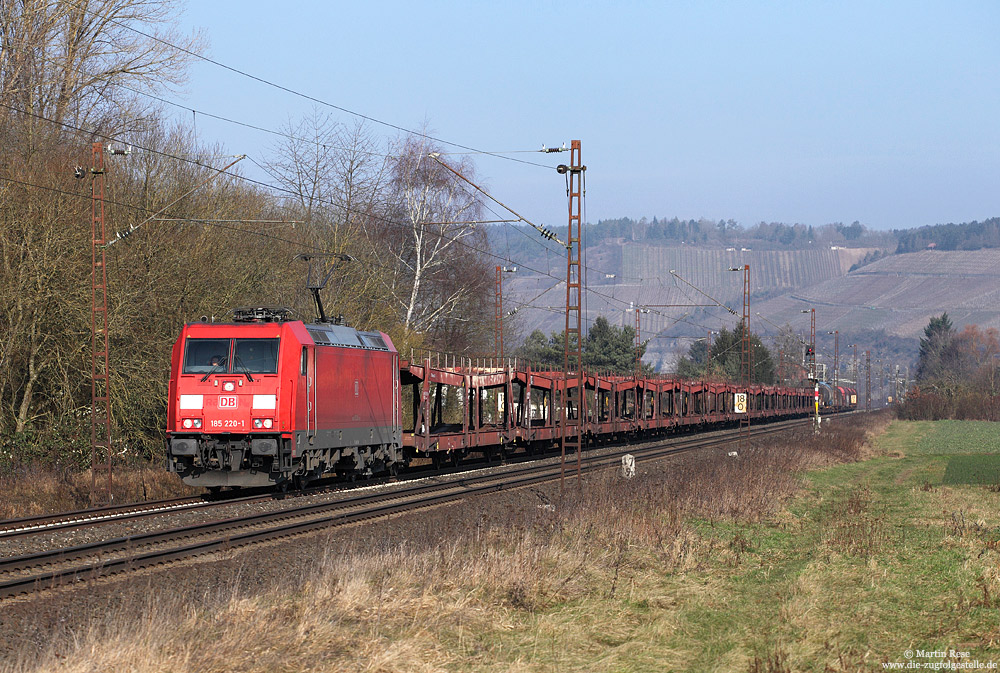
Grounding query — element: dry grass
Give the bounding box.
[2,416,882,672]
[0,464,198,519]
[823,482,892,558]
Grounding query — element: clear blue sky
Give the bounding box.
[175,1,1000,232]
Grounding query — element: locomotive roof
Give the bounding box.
[182,320,393,352]
[305,323,391,351]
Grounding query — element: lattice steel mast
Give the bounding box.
[739,265,750,452]
[90,143,113,504]
[560,141,585,492]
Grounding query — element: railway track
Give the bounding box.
[0,470,437,541]
[0,483,356,540]
[0,495,215,539]
[0,416,816,599]
[0,414,812,541]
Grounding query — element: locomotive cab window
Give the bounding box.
[183,339,231,374]
[234,338,280,374]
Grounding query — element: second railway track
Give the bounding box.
[0,416,821,599]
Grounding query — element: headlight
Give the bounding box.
[263,418,273,429]
[182,418,193,429]
[253,418,262,429]
[193,419,203,429]
[223,381,235,392]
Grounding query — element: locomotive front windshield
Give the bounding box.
[233,338,279,373]
[182,338,280,374]
[182,339,231,374]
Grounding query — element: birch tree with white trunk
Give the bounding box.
[384,137,488,334]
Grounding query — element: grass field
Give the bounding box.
[668,420,1000,671]
[6,416,1000,672]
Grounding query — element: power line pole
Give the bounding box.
[495,265,502,359]
[808,309,816,378]
[560,140,585,493]
[865,350,872,412]
[800,308,818,430]
[90,142,113,505]
[708,329,715,378]
[827,330,839,388]
[730,265,750,452]
[633,307,649,380]
[494,265,517,360]
[740,264,750,452]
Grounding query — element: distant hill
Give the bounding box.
[498,217,1000,373]
[621,245,874,299]
[755,248,1000,338]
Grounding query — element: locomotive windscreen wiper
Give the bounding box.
[200,357,228,382]
[234,356,255,382]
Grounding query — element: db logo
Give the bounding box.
[219,395,238,409]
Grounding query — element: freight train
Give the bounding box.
[165,307,855,489]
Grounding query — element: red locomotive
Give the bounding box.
[166,307,402,489]
[166,304,854,490]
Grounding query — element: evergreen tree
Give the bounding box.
[514,316,651,375]
[584,316,647,373]
[675,321,776,384]
[676,339,710,379]
[516,329,562,367]
[916,313,955,381]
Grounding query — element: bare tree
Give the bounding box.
[0,0,206,458]
[257,111,401,332]
[382,136,489,335]
[0,0,205,133]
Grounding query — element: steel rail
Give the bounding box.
[0,496,208,537]
[1,420,792,575]
[0,416,815,598]
[0,476,395,540]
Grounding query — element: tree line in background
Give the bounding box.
[895,218,1000,253]
[494,215,1000,275]
[0,0,495,469]
[898,313,1000,421]
[492,217,899,263]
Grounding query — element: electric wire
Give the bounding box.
[1,100,757,345]
[24,50,698,291]
[64,0,555,170]
[2,30,799,374]
[24,50,563,169]
[16,30,731,293]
